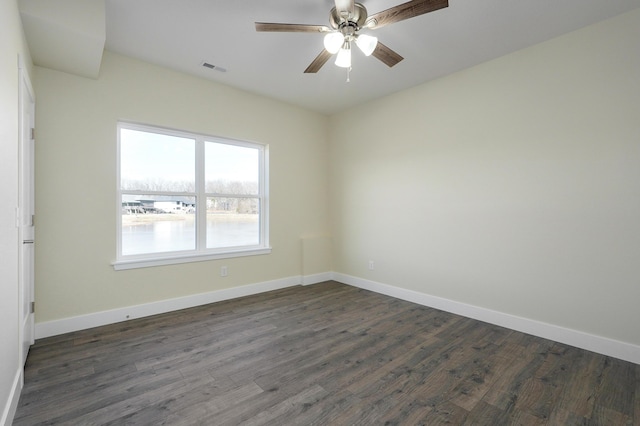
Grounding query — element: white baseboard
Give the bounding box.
[1,368,22,426]
[35,275,303,339]
[333,272,640,365]
[301,272,333,286]
[33,271,640,365]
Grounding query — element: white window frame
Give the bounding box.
[113,122,270,270]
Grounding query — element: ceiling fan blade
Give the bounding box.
[372,42,404,67]
[367,0,448,29]
[255,22,330,33]
[304,49,333,73]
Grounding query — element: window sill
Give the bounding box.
[112,247,272,271]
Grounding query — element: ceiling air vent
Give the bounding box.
[201,62,227,72]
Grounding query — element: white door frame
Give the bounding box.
[18,56,35,366]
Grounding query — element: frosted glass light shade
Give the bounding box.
[355,34,378,56]
[324,32,345,54]
[335,46,351,68]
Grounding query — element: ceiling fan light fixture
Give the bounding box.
[355,34,378,56]
[324,32,345,54]
[335,43,352,68]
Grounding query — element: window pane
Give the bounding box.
[207,197,259,248]
[121,195,196,255]
[121,129,195,192]
[205,142,259,195]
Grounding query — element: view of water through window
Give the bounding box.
[122,214,259,256]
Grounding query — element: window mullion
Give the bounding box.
[195,137,206,251]
[260,145,267,247]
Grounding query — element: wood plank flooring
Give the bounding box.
[14,281,639,425]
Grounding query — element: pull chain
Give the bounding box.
[346,66,351,83]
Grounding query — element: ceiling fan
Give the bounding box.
[255,0,448,74]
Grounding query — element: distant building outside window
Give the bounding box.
[114,122,270,270]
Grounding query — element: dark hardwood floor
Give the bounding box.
[14,281,639,425]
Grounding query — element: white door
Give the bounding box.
[18,60,35,366]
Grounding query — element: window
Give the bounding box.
[114,122,269,270]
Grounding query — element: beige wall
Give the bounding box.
[1,0,33,421]
[329,9,640,346]
[33,51,329,322]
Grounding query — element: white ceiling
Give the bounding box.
[23,0,640,115]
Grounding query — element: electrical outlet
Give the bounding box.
[220,266,228,277]
[368,260,374,271]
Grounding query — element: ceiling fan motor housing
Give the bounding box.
[329,3,369,30]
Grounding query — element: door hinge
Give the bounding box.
[31,128,35,140]
[31,214,35,226]
[30,301,35,314]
